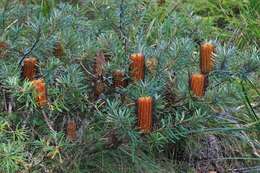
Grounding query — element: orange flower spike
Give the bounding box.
[137,96,153,134]
[67,120,77,141]
[32,79,48,107]
[112,70,127,88]
[190,74,206,97]
[130,53,145,82]
[23,57,37,81]
[200,42,215,74]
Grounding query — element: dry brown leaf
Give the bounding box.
[94,51,106,78]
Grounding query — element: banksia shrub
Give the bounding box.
[53,42,64,58]
[129,53,145,82]
[22,57,37,81]
[200,42,215,74]
[190,73,206,97]
[112,70,127,88]
[137,96,153,133]
[32,79,47,107]
[67,120,77,141]
[1,1,259,172]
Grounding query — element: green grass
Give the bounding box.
[181,0,260,48]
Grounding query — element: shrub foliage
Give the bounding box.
[0,0,259,172]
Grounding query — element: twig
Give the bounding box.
[79,60,96,79]
[1,87,12,113]
[229,166,260,172]
[246,77,260,96]
[125,102,135,107]
[4,19,18,32]
[241,80,258,121]
[208,71,237,90]
[2,89,8,111]
[42,110,55,132]
[18,28,41,66]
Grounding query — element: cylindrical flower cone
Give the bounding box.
[112,70,127,88]
[190,73,206,97]
[130,53,145,82]
[22,57,37,81]
[67,120,77,141]
[137,96,153,133]
[53,42,64,58]
[200,42,215,74]
[32,79,48,107]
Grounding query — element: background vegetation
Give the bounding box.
[0,0,259,172]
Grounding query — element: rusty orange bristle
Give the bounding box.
[23,57,37,81]
[32,79,48,107]
[130,53,145,82]
[190,73,206,97]
[137,96,153,133]
[200,42,215,74]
